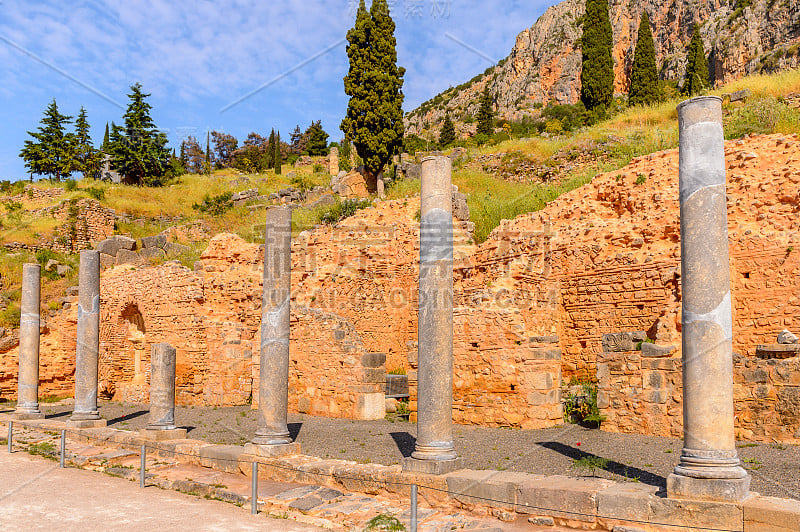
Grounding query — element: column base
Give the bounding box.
[667,472,751,502]
[13,411,45,420]
[402,456,464,475]
[243,442,301,458]
[66,419,107,429]
[139,428,187,441]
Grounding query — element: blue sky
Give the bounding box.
[0,0,553,180]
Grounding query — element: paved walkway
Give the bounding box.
[0,451,323,531]
[31,401,800,501]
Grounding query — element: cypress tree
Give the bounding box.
[628,12,659,106]
[274,131,282,175]
[107,83,171,186]
[341,0,405,180]
[102,122,110,151]
[19,99,75,181]
[204,131,212,174]
[266,129,276,169]
[73,106,102,179]
[476,86,494,137]
[439,113,456,147]
[580,0,614,111]
[682,29,709,96]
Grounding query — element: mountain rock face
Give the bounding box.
[406,0,800,136]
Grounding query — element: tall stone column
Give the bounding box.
[68,250,106,428]
[246,206,299,457]
[667,96,749,502]
[141,343,186,440]
[403,156,462,475]
[14,264,44,420]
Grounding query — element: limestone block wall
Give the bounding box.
[286,307,386,420]
[51,198,116,252]
[597,346,800,443]
[405,309,563,430]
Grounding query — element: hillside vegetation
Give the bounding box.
[1,68,799,328]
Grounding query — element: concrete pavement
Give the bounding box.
[0,451,323,531]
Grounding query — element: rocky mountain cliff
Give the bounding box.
[406,0,800,136]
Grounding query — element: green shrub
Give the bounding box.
[312,164,324,174]
[0,305,20,327]
[724,96,800,138]
[318,198,372,225]
[0,180,25,195]
[86,186,105,200]
[27,441,58,461]
[192,192,233,217]
[570,456,609,477]
[635,174,647,185]
[64,179,77,192]
[291,174,314,192]
[564,381,607,427]
[363,514,406,531]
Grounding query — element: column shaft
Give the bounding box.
[148,343,176,429]
[668,96,749,502]
[252,207,292,445]
[16,263,42,416]
[71,250,102,421]
[412,156,457,462]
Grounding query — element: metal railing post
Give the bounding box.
[410,484,418,532]
[7,421,12,453]
[251,462,258,515]
[60,429,66,468]
[140,444,146,488]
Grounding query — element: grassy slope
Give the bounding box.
[390,68,800,242]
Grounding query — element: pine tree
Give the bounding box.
[290,125,306,154]
[20,99,75,181]
[107,83,171,186]
[682,29,709,96]
[210,131,238,168]
[341,0,405,180]
[102,123,110,152]
[306,121,329,156]
[180,136,204,174]
[273,131,282,175]
[628,12,659,107]
[439,113,456,147]
[476,86,494,137]
[73,106,102,179]
[581,0,614,112]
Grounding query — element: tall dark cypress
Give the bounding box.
[476,86,494,137]
[273,131,282,175]
[341,0,405,180]
[439,113,456,146]
[102,122,110,152]
[266,129,276,170]
[682,29,709,96]
[629,12,659,106]
[580,0,614,111]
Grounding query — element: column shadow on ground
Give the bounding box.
[390,432,416,458]
[536,441,666,489]
[107,410,148,425]
[288,423,302,441]
[45,410,70,419]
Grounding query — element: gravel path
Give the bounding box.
[31,400,800,501]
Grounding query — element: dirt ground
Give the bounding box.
[23,400,800,501]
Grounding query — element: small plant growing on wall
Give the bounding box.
[563,381,606,428]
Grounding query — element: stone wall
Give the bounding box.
[597,342,800,443]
